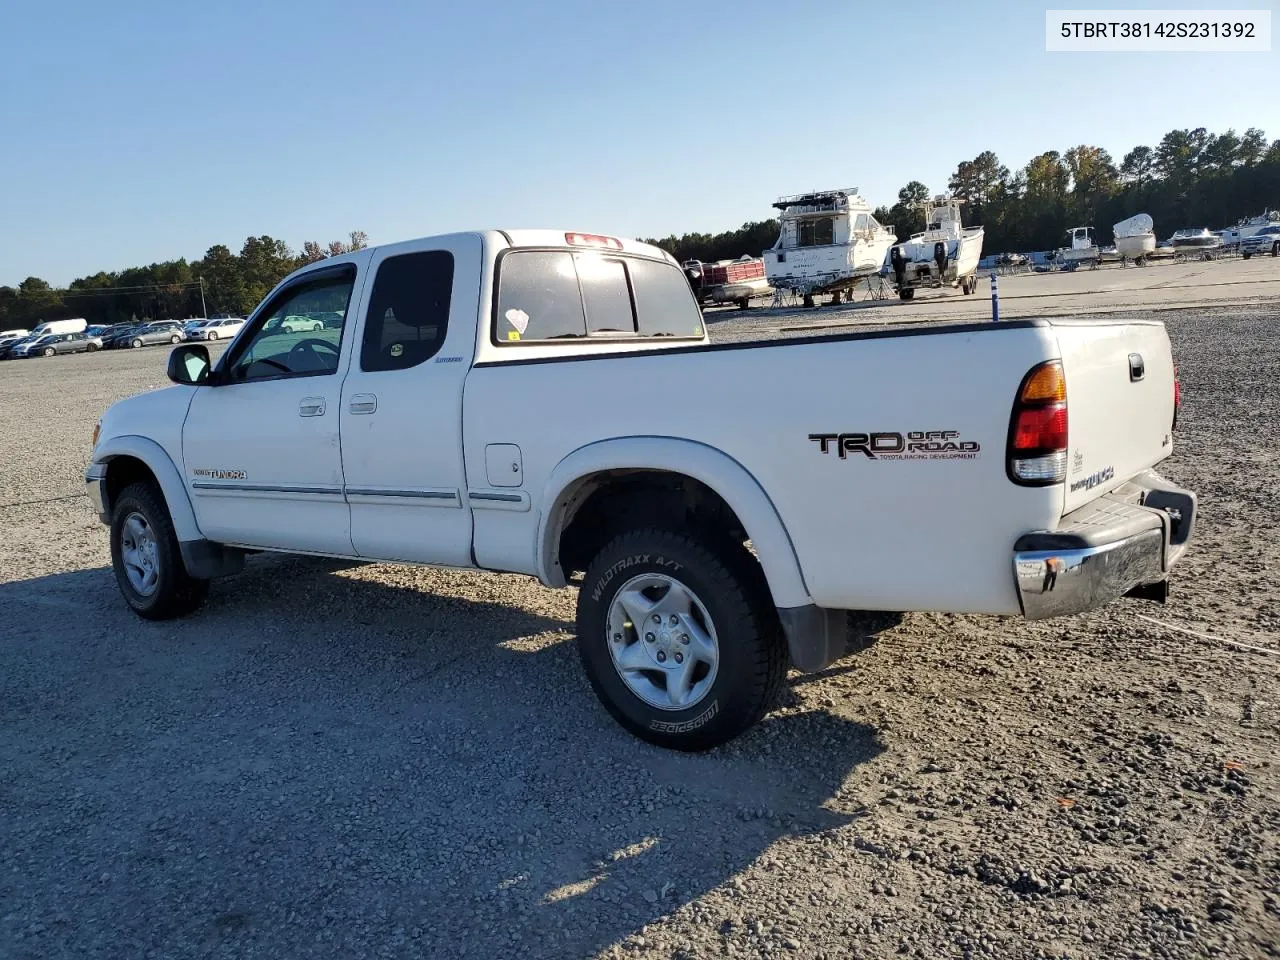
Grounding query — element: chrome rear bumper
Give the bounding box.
[1013,469,1196,620]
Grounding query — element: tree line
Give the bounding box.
[0,232,367,330]
[646,125,1280,262]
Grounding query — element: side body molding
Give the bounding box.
[535,437,812,610]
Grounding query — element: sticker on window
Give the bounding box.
[504,308,529,336]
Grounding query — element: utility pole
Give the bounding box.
[199,277,208,318]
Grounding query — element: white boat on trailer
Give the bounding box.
[762,188,897,307]
[1057,227,1101,265]
[887,196,984,300]
[1113,213,1157,265]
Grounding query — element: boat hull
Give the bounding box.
[1115,233,1156,259]
[764,236,897,294]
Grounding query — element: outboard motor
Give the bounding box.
[889,245,907,287]
[933,241,948,276]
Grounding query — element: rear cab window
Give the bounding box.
[495,250,702,344]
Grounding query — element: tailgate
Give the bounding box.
[1054,319,1176,515]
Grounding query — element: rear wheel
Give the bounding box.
[576,528,786,751]
[86,342,98,352]
[109,482,209,620]
[899,287,915,301]
[1242,252,1252,260]
[170,334,181,343]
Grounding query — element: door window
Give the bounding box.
[360,251,454,372]
[223,267,356,382]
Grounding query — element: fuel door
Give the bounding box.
[485,443,523,487]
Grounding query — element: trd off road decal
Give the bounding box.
[193,468,247,480]
[809,431,981,461]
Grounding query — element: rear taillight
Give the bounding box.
[1008,360,1068,485]
[1172,363,1181,430]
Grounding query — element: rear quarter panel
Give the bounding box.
[464,323,1063,615]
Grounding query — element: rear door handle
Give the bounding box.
[349,394,377,415]
[299,397,326,417]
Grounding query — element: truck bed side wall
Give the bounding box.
[463,325,1062,615]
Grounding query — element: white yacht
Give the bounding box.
[887,196,985,299]
[763,188,897,306]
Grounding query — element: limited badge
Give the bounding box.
[390,343,403,357]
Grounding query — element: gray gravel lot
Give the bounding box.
[1,308,1277,959]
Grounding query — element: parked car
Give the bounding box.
[1240,225,1280,259]
[26,331,96,357]
[277,314,327,333]
[0,327,30,339]
[186,317,246,341]
[10,334,59,358]
[0,335,40,360]
[86,228,1196,751]
[105,322,185,349]
[182,318,209,337]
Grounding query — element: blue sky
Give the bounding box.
[1,0,1276,286]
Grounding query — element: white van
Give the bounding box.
[28,318,88,337]
[0,328,30,339]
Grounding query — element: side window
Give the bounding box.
[360,251,454,372]
[629,259,704,338]
[224,267,356,383]
[496,251,585,341]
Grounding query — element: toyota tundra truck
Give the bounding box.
[85,229,1196,750]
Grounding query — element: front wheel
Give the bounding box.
[576,528,786,751]
[130,338,143,348]
[170,334,181,343]
[110,482,209,620]
[1242,252,1252,260]
[899,287,915,301]
[207,331,218,341]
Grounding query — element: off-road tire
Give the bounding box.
[110,481,209,620]
[576,528,787,751]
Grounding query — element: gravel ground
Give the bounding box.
[1,309,1277,960]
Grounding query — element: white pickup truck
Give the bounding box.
[86,229,1196,750]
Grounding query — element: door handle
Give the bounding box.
[299,397,326,417]
[349,394,377,415]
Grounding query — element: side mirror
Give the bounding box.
[167,344,212,385]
